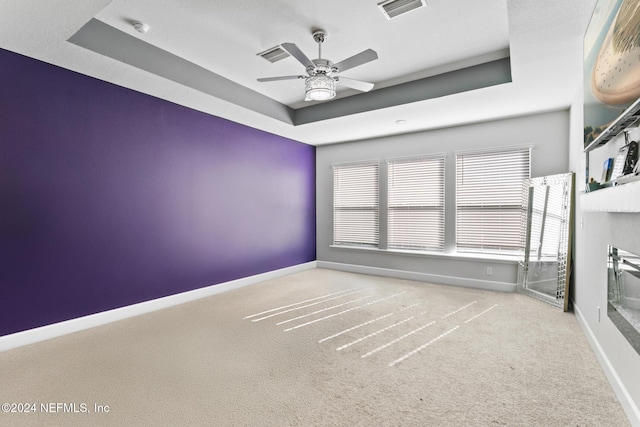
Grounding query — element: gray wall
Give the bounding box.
[316,110,570,290]
[570,95,640,422]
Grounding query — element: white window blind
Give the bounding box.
[333,162,379,247]
[456,147,531,254]
[388,156,445,251]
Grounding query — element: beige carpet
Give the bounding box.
[0,268,630,426]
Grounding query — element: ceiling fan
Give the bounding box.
[257,29,378,102]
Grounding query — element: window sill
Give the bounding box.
[329,245,521,264]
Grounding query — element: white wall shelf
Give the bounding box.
[583,98,640,152]
[581,180,640,212]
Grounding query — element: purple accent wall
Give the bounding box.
[0,48,316,336]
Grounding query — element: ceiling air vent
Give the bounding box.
[257,46,290,63]
[378,0,426,19]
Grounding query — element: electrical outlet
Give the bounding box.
[580,216,584,229]
[597,306,601,322]
[486,267,493,276]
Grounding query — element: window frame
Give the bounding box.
[387,154,446,252]
[455,146,531,255]
[332,161,380,248]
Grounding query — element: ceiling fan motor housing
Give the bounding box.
[308,59,337,77]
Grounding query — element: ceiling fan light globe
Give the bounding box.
[306,88,336,101]
[305,75,336,101]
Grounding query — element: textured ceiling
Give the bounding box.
[0,0,597,145]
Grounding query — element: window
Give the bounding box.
[333,162,379,247]
[455,147,531,254]
[388,156,445,251]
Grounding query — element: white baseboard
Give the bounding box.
[317,261,516,293]
[573,303,640,427]
[0,261,317,353]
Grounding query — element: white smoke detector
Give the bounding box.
[132,22,150,34]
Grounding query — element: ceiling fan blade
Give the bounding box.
[281,42,315,69]
[257,75,304,82]
[337,77,375,92]
[333,49,378,73]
